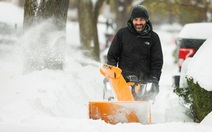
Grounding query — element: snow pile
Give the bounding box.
[201,112,212,126]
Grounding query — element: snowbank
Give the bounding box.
[201,111,212,126]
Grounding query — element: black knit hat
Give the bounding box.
[130,5,149,21]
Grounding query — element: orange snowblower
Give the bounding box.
[89,64,152,124]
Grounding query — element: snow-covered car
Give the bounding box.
[173,23,212,87]
[0,22,20,43]
[0,2,23,44]
[180,37,212,90]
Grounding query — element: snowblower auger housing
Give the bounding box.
[89,64,152,124]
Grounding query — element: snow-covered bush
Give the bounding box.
[175,38,212,122]
[175,78,212,123]
[186,79,212,122]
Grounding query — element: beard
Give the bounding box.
[134,24,145,32]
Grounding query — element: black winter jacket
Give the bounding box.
[107,19,163,82]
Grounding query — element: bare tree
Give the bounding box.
[135,0,211,24]
[77,0,104,61]
[23,0,69,73]
[112,0,133,32]
[110,0,211,28]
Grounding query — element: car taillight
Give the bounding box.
[178,48,195,68]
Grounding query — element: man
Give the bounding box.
[107,5,163,100]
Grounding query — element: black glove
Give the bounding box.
[135,77,160,101]
[149,76,159,85]
[149,76,159,96]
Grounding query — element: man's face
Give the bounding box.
[132,18,146,32]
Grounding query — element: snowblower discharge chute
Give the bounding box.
[89,64,152,124]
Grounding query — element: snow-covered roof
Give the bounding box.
[178,23,212,39]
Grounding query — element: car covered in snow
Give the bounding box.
[173,22,212,87]
[180,37,212,89]
[0,2,23,44]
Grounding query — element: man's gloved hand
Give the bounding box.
[149,76,159,96]
[149,76,159,85]
[136,77,160,101]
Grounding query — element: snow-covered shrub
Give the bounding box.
[187,78,212,122]
[175,78,212,122]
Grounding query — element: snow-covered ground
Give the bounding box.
[0,2,212,132]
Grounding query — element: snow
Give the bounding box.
[201,112,212,126]
[0,2,23,26]
[0,2,212,132]
[186,38,212,91]
[177,23,212,39]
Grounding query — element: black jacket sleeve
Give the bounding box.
[107,29,123,66]
[150,32,163,81]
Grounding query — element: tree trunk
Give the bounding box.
[23,0,69,73]
[23,0,37,29]
[77,0,93,49]
[113,0,132,32]
[92,0,104,61]
[77,0,104,61]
